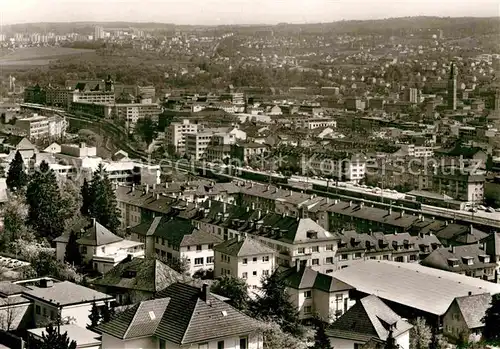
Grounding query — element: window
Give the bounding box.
[159,339,166,349]
[340,254,348,261]
[395,256,404,263]
[383,255,389,260]
[207,256,214,264]
[326,257,333,264]
[197,245,202,251]
[35,305,40,315]
[262,256,269,262]
[263,270,269,276]
[161,238,165,245]
[304,291,312,298]
[410,255,417,261]
[253,257,257,262]
[187,245,191,251]
[155,237,159,244]
[253,271,257,276]
[209,244,214,249]
[298,248,305,254]
[243,258,248,264]
[217,341,224,349]
[326,244,333,251]
[50,310,55,320]
[312,246,319,253]
[354,252,362,259]
[242,272,248,279]
[304,306,312,314]
[240,337,248,349]
[312,259,319,265]
[198,344,208,349]
[194,257,204,265]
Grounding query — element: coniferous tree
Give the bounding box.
[38,322,77,349]
[89,164,120,232]
[251,270,303,336]
[64,230,82,266]
[87,301,101,330]
[482,294,500,342]
[6,151,28,192]
[310,318,333,349]
[26,161,65,240]
[385,329,398,349]
[80,178,91,216]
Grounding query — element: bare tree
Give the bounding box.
[0,298,25,331]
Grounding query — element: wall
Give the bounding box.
[60,301,106,328]
[181,244,216,276]
[329,337,364,349]
[56,242,67,262]
[395,331,410,349]
[443,302,470,341]
[101,334,158,349]
[236,253,275,291]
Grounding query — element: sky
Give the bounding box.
[1,0,499,26]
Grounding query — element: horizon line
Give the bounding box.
[3,15,499,28]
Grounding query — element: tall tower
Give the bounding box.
[447,62,458,110]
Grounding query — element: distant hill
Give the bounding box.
[3,16,499,36]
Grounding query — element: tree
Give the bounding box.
[88,164,120,232]
[64,230,82,267]
[250,270,303,336]
[486,154,494,174]
[38,322,77,349]
[410,317,432,349]
[482,294,500,342]
[259,321,310,349]
[0,297,24,331]
[100,302,115,323]
[385,329,399,349]
[310,317,332,349]
[60,180,81,220]
[135,116,158,148]
[6,151,28,192]
[80,178,91,216]
[26,161,66,240]
[211,276,249,311]
[87,301,101,330]
[1,196,30,249]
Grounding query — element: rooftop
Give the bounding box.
[23,281,113,306]
[213,236,275,257]
[28,325,101,347]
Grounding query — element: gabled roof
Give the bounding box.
[213,236,275,257]
[453,293,491,329]
[180,229,223,247]
[98,298,170,340]
[327,295,412,342]
[131,217,199,247]
[281,266,354,292]
[92,258,190,293]
[98,283,260,345]
[76,220,123,246]
[421,244,496,272]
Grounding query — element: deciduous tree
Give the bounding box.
[135,116,158,148]
[410,317,432,349]
[211,275,249,311]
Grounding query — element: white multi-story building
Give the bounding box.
[297,118,337,130]
[16,114,67,140]
[68,90,115,106]
[165,119,199,154]
[306,154,366,183]
[185,132,216,161]
[104,102,161,130]
[214,235,276,294]
[397,143,435,158]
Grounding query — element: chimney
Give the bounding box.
[132,183,135,191]
[326,197,330,204]
[208,199,212,208]
[223,202,227,213]
[165,182,169,188]
[334,199,339,205]
[360,202,364,209]
[145,185,149,194]
[257,210,262,220]
[153,183,156,190]
[388,207,392,215]
[400,210,405,218]
[237,234,242,242]
[451,245,456,253]
[468,291,472,296]
[289,190,293,196]
[296,261,301,272]
[251,202,255,210]
[156,193,160,200]
[349,201,353,207]
[470,224,474,235]
[201,283,210,302]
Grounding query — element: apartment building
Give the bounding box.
[45,87,69,108]
[431,167,485,202]
[131,216,223,276]
[305,153,366,182]
[185,132,219,161]
[103,102,161,130]
[296,118,337,130]
[281,265,356,323]
[16,114,67,140]
[165,119,198,154]
[68,90,115,106]
[214,235,276,292]
[231,142,269,164]
[397,143,435,158]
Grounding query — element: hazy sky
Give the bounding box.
[1,0,499,25]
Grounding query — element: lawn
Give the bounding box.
[0,46,95,67]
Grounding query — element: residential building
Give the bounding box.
[304,153,366,182]
[214,235,276,292]
[54,219,144,274]
[103,102,162,130]
[296,118,337,130]
[97,283,263,349]
[131,216,223,276]
[16,114,68,140]
[18,278,114,328]
[185,131,218,161]
[165,119,199,154]
[326,295,413,349]
[421,244,497,282]
[431,167,485,202]
[94,26,104,40]
[443,293,491,342]
[0,281,32,331]
[92,257,189,305]
[68,90,115,107]
[396,143,434,158]
[45,87,70,108]
[281,265,355,323]
[231,142,269,164]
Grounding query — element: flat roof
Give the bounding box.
[332,260,500,316]
[29,325,101,346]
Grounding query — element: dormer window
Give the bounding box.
[447,258,459,268]
[462,256,474,266]
[479,255,490,263]
[307,231,318,239]
[123,270,137,278]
